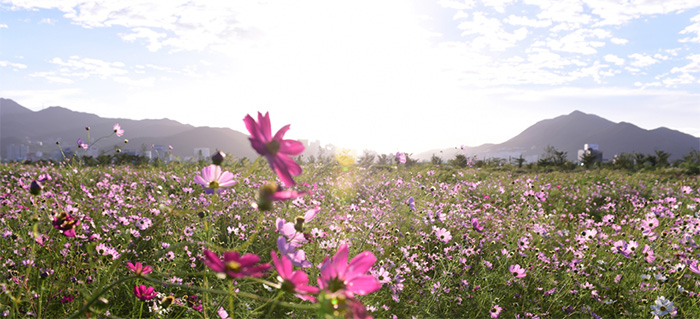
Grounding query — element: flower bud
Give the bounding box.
[257,182,278,211]
[211,151,226,165]
[29,180,43,195]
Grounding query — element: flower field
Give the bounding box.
[2,116,700,318]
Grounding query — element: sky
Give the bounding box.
[1,0,699,155]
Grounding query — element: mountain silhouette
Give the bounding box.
[418,110,700,163]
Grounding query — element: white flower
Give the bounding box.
[650,296,675,317]
[654,273,668,282]
[641,274,651,280]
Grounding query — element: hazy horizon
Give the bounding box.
[1,1,699,155]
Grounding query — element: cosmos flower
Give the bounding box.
[134,285,157,301]
[77,138,88,150]
[277,236,312,268]
[509,264,526,278]
[203,250,271,279]
[490,304,503,318]
[395,152,406,164]
[317,244,382,298]
[52,211,81,238]
[650,296,676,317]
[244,112,304,187]
[194,164,236,194]
[113,123,124,137]
[472,218,484,233]
[271,251,319,301]
[127,262,153,276]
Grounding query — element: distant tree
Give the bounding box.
[513,154,526,168]
[404,153,418,167]
[581,151,599,169]
[645,154,657,167]
[655,150,670,167]
[538,145,567,167]
[634,153,646,169]
[357,150,376,167]
[377,154,392,165]
[452,154,468,168]
[613,153,635,170]
[431,154,442,166]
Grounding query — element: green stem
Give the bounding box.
[140,276,317,311]
[228,281,235,319]
[138,301,144,319]
[67,275,139,319]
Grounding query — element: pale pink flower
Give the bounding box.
[113,123,124,137]
[194,164,236,194]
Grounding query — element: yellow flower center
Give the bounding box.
[265,140,280,155]
[225,261,241,272]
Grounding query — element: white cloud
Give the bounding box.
[680,13,700,43]
[119,27,167,52]
[547,28,610,54]
[0,60,27,69]
[525,0,592,30]
[437,0,476,10]
[49,56,128,79]
[458,12,529,51]
[603,54,625,66]
[628,53,659,67]
[610,37,628,45]
[0,24,8,28]
[482,0,516,13]
[504,15,551,28]
[586,0,700,26]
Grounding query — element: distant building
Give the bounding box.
[194,148,211,161]
[578,144,603,163]
[6,144,29,161]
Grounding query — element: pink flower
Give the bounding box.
[258,182,311,211]
[244,112,304,187]
[203,249,271,279]
[490,304,503,318]
[271,251,319,301]
[194,164,236,194]
[689,260,700,274]
[395,152,406,164]
[277,236,312,268]
[127,262,153,276]
[472,218,484,233]
[317,244,382,298]
[76,138,88,150]
[113,123,124,137]
[133,285,157,301]
[52,211,80,238]
[509,264,526,278]
[642,245,655,264]
[276,218,308,247]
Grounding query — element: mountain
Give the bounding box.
[417,110,700,163]
[0,98,254,161]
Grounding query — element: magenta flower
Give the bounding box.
[76,138,88,150]
[127,262,153,276]
[277,236,312,268]
[52,211,81,238]
[490,304,503,318]
[203,249,271,279]
[271,251,319,301]
[472,218,484,233]
[113,123,124,137]
[194,164,236,194]
[509,264,526,278]
[317,244,382,298]
[133,285,157,301]
[395,152,406,164]
[244,112,304,187]
[689,260,700,275]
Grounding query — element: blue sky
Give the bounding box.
[1,0,699,155]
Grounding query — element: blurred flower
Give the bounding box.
[294,207,320,232]
[127,262,153,276]
[395,152,406,164]
[29,180,43,196]
[244,112,304,187]
[277,236,312,268]
[472,218,484,233]
[509,264,526,278]
[318,244,381,298]
[134,285,157,301]
[77,138,88,150]
[258,182,310,211]
[52,211,80,238]
[271,251,318,301]
[407,197,415,211]
[194,164,235,194]
[650,296,675,317]
[490,304,503,318]
[113,123,124,137]
[203,250,270,279]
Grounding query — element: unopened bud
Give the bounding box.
[294,216,305,232]
[29,180,43,195]
[257,182,278,211]
[211,151,226,165]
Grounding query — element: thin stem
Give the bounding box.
[67,275,139,319]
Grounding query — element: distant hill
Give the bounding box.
[417,110,700,163]
[0,98,256,161]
